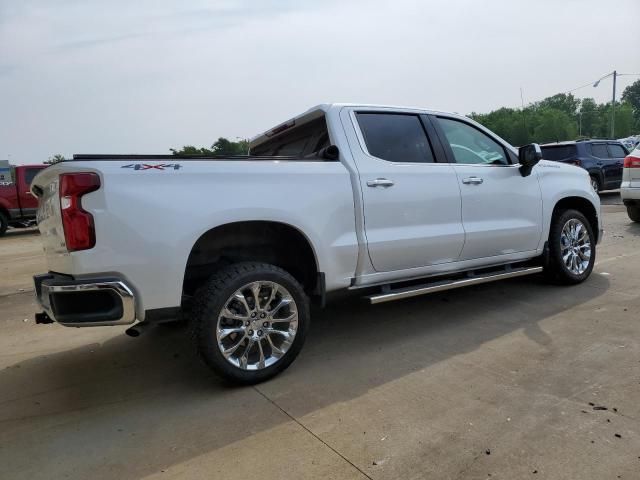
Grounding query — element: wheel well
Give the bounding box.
[183,221,319,297]
[552,197,599,241]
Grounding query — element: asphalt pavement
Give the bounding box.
[1,193,639,480]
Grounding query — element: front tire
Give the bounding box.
[192,262,310,384]
[0,211,8,237]
[544,209,595,284]
[590,176,601,193]
[627,206,640,223]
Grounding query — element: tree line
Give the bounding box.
[470,79,640,146]
[47,80,640,162]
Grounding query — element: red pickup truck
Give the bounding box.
[0,164,47,236]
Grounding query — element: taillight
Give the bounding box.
[568,159,582,167]
[59,173,100,251]
[623,155,640,168]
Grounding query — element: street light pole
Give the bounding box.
[593,70,618,139]
[611,70,617,139]
[578,110,582,137]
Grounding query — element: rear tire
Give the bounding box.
[0,211,8,237]
[544,209,595,285]
[627,206,640,223]
[590,176,600,193]
[192,262,310,384]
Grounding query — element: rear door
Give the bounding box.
[589,143,619,189]
[607,143,627,186]
[346,109,465,272]
[432,115,542,261]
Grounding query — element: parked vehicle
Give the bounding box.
[0,164,47,236]
[618,136,640,151]
[621,144,640,222]
[540,140,629,192]
[31,104,601,383]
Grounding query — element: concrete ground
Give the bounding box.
[1,192,639,480]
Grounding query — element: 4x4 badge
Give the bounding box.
[121,163,182,171]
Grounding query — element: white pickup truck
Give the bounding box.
[31,103,601,383]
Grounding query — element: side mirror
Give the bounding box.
[518,143,542,177]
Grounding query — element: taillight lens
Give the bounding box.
[59,173,100,251]
[569,159,582,167]
[624,155,640,168]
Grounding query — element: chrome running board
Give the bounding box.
[366,266,543,305]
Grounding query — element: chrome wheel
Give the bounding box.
[216,281,298,371]
[590,177,599,192]
[560,218,591,275]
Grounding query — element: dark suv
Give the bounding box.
[540,140,629,192]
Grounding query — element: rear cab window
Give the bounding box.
[250,114,330,157]
[356,113,435,163]
[540,145,577,161]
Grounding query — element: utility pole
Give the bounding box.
[520,87,527,143]
[578,111,582,137]
[611,70,617,139]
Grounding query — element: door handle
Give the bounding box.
[367,178,394,188]
[462,176,483,185]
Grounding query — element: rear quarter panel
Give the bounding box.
[34,160,358,318]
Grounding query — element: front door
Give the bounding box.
[18,167,44,214]
[346,110,465,272]
[432,116,543,261]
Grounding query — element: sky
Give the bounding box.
[1,0,639,164]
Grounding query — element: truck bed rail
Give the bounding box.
[72,154,308,161]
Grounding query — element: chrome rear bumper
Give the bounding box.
[34,273,136,327]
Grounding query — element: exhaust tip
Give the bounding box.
[125,322,150,337]
[125,327,140,337]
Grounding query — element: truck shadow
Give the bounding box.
[0,273,610,479]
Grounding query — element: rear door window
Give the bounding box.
[24,168,42,186]
[607,144,627,158]
[590,143,610,158]
[356,113,435,163]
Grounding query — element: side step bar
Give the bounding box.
[366,266,543,305]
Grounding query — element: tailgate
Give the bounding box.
[32,166,67,257]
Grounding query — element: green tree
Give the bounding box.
[532,108,578,143]
[470,107,529,145]
[577,98,599,138]
[613,103,635,138]
[535,93,580,116]
[171,137,249,156]
[621,79,640,126]
[45,154,66,164]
